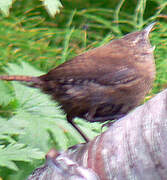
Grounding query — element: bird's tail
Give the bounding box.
[0,75,42,88]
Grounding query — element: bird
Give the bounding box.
[0,23,156,142]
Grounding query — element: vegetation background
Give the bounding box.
[0,0,166,179]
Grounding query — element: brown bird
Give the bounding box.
[0,23,156,142]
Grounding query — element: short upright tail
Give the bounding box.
[0,75,42,87]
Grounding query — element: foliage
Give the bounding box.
[0,143,44,171]
[0,0,13,16]
[43,0,62,17]
[0,0,166,179]
[0,0,62,16]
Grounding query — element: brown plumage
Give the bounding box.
[0,23,156,142]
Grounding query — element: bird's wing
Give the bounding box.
[43,57,137,87]
[97,67,138,86]
[43,64,138,89]
[41,41,138,86]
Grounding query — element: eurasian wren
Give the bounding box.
[0,23,156,142]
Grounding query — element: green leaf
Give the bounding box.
[43,0,63,17]
[0,81,13,106]
[5,61,44,76]
[0,143,44,171]
[0,117,26,136]
[0,0,13,16]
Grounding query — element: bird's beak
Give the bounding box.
[143,22,156,37]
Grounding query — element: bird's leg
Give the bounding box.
[101,114,127,129]
[67,115,89,142]
[84,106,97,122]
[85,114,126,122]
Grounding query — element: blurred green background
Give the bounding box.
[0,0,166,179]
